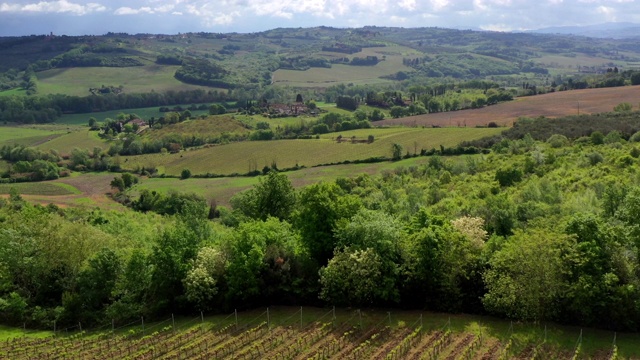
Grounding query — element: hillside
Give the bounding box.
[2,26,640,97]
[377,85,640,127]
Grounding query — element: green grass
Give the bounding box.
[273,46,417,87]
[0,87,27,97]
[145,116,249,141]
[36,129,108,154]
[0,125,67,147]
[122,127,501,176]
[37,65,215,96]
[0,325,51,340]
[136,155,462,206]
[0,182,78,196]
[59,105,214,125]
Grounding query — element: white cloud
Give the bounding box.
[2,0,640,34]
[114,7,154,15]
[0,0,106,14]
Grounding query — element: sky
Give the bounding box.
[0,0,639,36]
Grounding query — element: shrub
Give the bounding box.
[547,134,569,148]
[630,131,640,142]
[591,131,604,145]
[613,102,633,112]
[495,167,523,187]
[604,130,623,144]
[587,152,604,166]
[181,169,192,180]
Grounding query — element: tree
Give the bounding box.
[181,169,192,180]
[230,171,296,221]
[67,248,121,324]
[495,166,523,187]
[369,109,385,121]
[319,247,396,306]
[389,106,406,118]
[110,177,125,192]
[483,229,571,322]
[294,182,362,265]
[391,143,403,161]
[613,102,633,112]
[183,247,225,311]
[225,218,302,306]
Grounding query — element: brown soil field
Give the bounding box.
[377,85,640,128]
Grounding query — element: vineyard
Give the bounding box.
[0,308,623,360]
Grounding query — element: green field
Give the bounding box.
[0,87,27,97]
[137,155,470,206]
[59,105,214,125]
[37,65,215,96]
[146,116,250,141]
[0,125,67,147]
[0,181,78,196]
[122,127,502,176]
[273,45,417,87]
[36,129,108,154]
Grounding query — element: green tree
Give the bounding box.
[401,210,484,311]
[148,217,210,313]
[389,106,406,118]
[613,102,633,112]
[224,218,302,306]
[181,169,192,180]
[483,229,571,322]
[66,248,121,324]
[183,247,225,311]
[294,182,362,265]
[391,143,403,161]
[320,247,395,306]
[231,171,296,221]
[107,250,152,322]
[368,109,384,121]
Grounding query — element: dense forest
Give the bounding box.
[3,113,640,332]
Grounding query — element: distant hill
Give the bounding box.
[528,22,640,39]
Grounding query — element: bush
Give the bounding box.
[587,152,604,166]
[547,134,569,148]
[604,130,623,144]
[181,169,192,180]
[495,167,523,187]
[591,131,604,145]
[630,131,640,142]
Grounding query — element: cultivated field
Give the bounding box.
[145,116,250,141]
[36,129,108,154]
[0,125,67,147]
[0,307,634,359]
[59,106,213,126]
[0,181,77,196]
[3,155,470,209]
[273,45,418,87]
[121,127,502,176]
[36,65,214,96]
[377,85,640,128]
